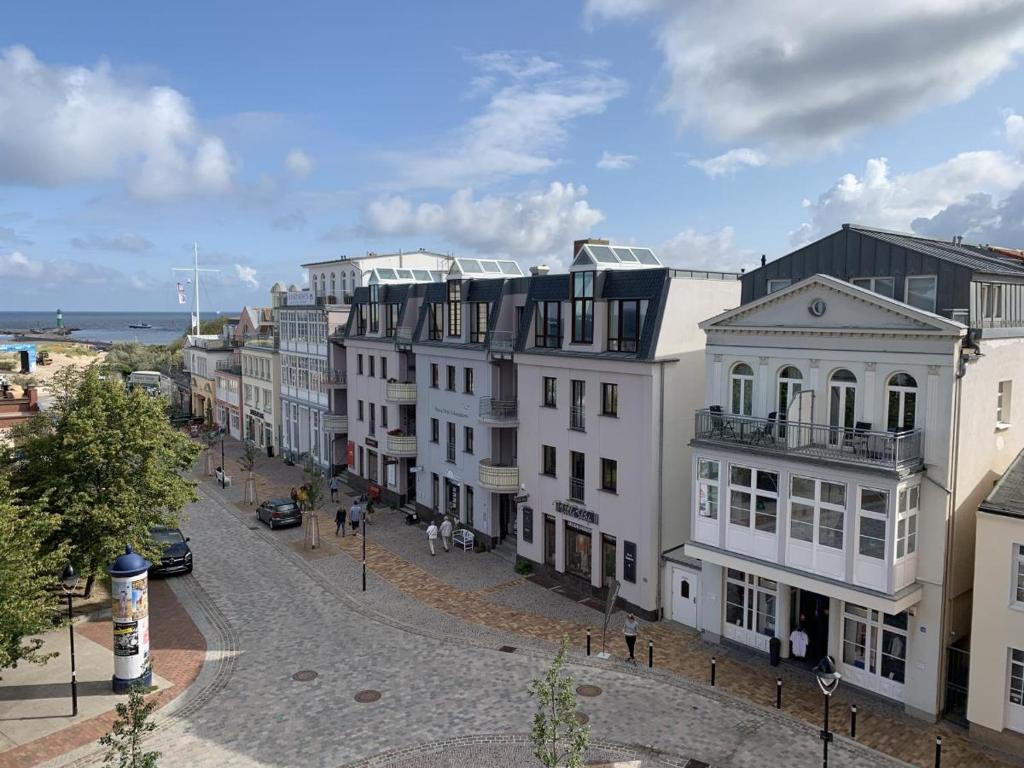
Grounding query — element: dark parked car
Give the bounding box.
[149,526,193,577]
[256,498,302,530]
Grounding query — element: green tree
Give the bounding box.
[7,366,199,596]
[105,343,181,377]
[99,685,160,768]
[529,637,590,768]
[199,427,221,476]
[0,477,69,675]
[238,440,260,504]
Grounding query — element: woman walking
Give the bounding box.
[623,613,639,663]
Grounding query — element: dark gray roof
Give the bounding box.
[980,448,1024,520]
[847,225,1024,276]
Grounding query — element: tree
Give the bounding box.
[302,459,324,512]
[0,476,69,675]
[105,343,181,377]
[6,366,199,597]
[238,440,259,504]
[529,637,590,768]
[199,427,220,476]
[99,685,160,768]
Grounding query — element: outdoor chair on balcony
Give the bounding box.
[751,412,778,445]
[847,421,872,457]
[708,405,737,439]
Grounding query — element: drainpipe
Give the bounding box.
[656,362,666,619]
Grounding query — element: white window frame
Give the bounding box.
[767,278,791,294]
[1010,648,1024,710]
[980,283,1003,322]
[697,459,720,520]
[727,464,778,560]
[852,276,895,298]
[1014,543,1024,607]
[886,373,918,432]
[787,475,846,579]
[998,380,1012,428]
[895,486,919,560]
[724,569,778,650]
[730,362,754,416]
[841,603,908,698]
[905,275,937,313]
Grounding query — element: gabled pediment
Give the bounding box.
[702,274,964,336]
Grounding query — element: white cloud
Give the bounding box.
[596,150,635,170]
[234,264,259,289]
[0,225,31,245]
[470,52,562,80]
[1006,112,1024,151]
[285,148,314,178]
[0,45,234,198]
[364,181,604,267]
[688,147,768,178]
[586,1,1024,157]
[658,226,754,270]
[71,232,153,254]
[0,250,43,278]
[794,152,1024,245]
[386,53,625,188]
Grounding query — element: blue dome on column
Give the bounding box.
[107,545,151,578]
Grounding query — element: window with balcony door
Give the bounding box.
[464,367,474,394]
[542,445,556,476]
[607,299,647,353]
[788,476,846,578]
[446,422,456,462]
[571,271,594,343]
[330,273,336,298]
[1014,544,1024,606]
[446,365,456,391]
[447,280,462,337]
[470,302,488,343]
[428,303,443,340]
[730,363,754,416]
[601,383,618,417]
[600,458,617,493]
[905,276,937,313]
[829,369,857,438]
[777,366,803,427]
[886,374,917,432]
[852,276,895,298]
[842,604,908,687]
[570,451,585,502]
[535,301,561,348]
[729,465,779,535]
[570,380,585,431]
[543,377,557,407]
[430,364,439,388]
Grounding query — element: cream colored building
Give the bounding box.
[967,450,1024,751]
[241,338,280,453]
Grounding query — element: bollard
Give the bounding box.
[586,629,591,656]
[935,736,942,768]
[711,657,716,686]
[776,678,782,709]
[648,639,654,669]
[850,704,857,739]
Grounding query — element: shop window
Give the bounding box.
[1010,649,1023,707]
[725,569,776,637]
[729,465,779,533]
[564,523,592,579]
[842,604,907,685]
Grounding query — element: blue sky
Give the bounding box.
[4,1,1024,310]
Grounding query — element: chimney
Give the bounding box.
[573,237,610,258]
[530,265,551,276]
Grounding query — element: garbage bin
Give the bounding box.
[769,636,781,667]
[266,445,274,458]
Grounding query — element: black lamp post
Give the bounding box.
[220,432,226,488]
[813,655,841,768]
[361,508,367,592]
[59,564,80,717]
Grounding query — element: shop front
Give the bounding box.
[564,520,593,582]
[839,602,908,701]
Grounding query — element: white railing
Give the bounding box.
[479,459,519,492]
[323,414,348,432]
[386,433,417,456]
[385,381,417,403]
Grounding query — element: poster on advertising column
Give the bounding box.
[108,545,153,692]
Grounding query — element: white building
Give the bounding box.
[678,225,1024,720]
[241,337,280,453]
[513,242,740,617]
[183,335,238,423]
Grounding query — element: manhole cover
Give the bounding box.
[576,684,602,697]
[292,670,318,682]
[498,645,516,653]
[354,689,381,703]
[685,761,709,768]
[575,712,589,725]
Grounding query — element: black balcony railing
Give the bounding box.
[479,397,518,422]
[569,477,585,502]
[693,408,924,473]
[569,406,585,432]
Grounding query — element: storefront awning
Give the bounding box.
[684,542,923,615]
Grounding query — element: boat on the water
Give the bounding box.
[127,322,153,329]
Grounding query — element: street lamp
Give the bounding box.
[813,655,841,768]
[220,431,226,488]
[361,508,367,592]
[59,564,80,717]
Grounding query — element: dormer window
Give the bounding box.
[535,301,561,348]
[368,285,380,333]
[607,299,647,353]
[384,304,399,337]
[428,303,443,341]
[356,305,367,335]
[571,271,594,343]
[447,280,462,337]
[470,302,488,343]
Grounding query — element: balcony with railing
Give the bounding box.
[386,432,417,457]
[693,408,924,474]
[326,370,347,388]
[394,326,416,349]
[385,380,417,403]
[569,477,585,503]
[488,330,515,356]
[215,361,242,376]
[244,334,277,349]
[323,414,348,433]
[569,406,586,432]
[479,397,518,426]
[479,459,520,493]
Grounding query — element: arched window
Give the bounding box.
[887,373,918,431]
[829,369,857,436]
[320,273,326,296]
[330,273,336,298]
[777,366,803,419]
[730,362,754,416]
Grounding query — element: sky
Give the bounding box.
[4,1,1024,310]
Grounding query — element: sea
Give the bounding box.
[0,311,204,346]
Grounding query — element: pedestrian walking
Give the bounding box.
[290,487,299,507]
[329,475,339,503]
[349,499,362,534]
[439,517,453,552]
[365,496,375,524]
[426,520,439,556]
[623,613,639,662]
[334,505,345,537]
[297,485,308,512]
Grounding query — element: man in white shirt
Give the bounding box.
[789,626,810,659]
[439,517,453,552]
[426,521,439,556]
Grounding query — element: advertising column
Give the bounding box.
[107,545,153,693]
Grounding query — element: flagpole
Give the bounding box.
[194,242,200,335]
[173,244,218,336]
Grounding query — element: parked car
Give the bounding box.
[256,498,302,530]
[148,526,193,577]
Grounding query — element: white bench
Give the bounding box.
[452,529,474,551]
[215,470,233,487]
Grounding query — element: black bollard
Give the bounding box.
[850,704,857,739]
[776,678,782,709]
[648,639,654,668]
[711,656,716,686]
[586,629,591,656]
[935,736,942,768]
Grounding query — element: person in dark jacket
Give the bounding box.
[335,505,346,537]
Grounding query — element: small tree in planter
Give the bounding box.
[199,428,220,476]
[238,440,259,505]
[529,637,589,768]
[302,459,324,549]
[99,684,160,768]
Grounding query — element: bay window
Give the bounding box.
[896,486,919,559]
[858,488,888,559]
[447,280,462,337]
[842,604,908,690]
[729,465,779,533]
[787,475,846,578]
[697,459,720,519]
